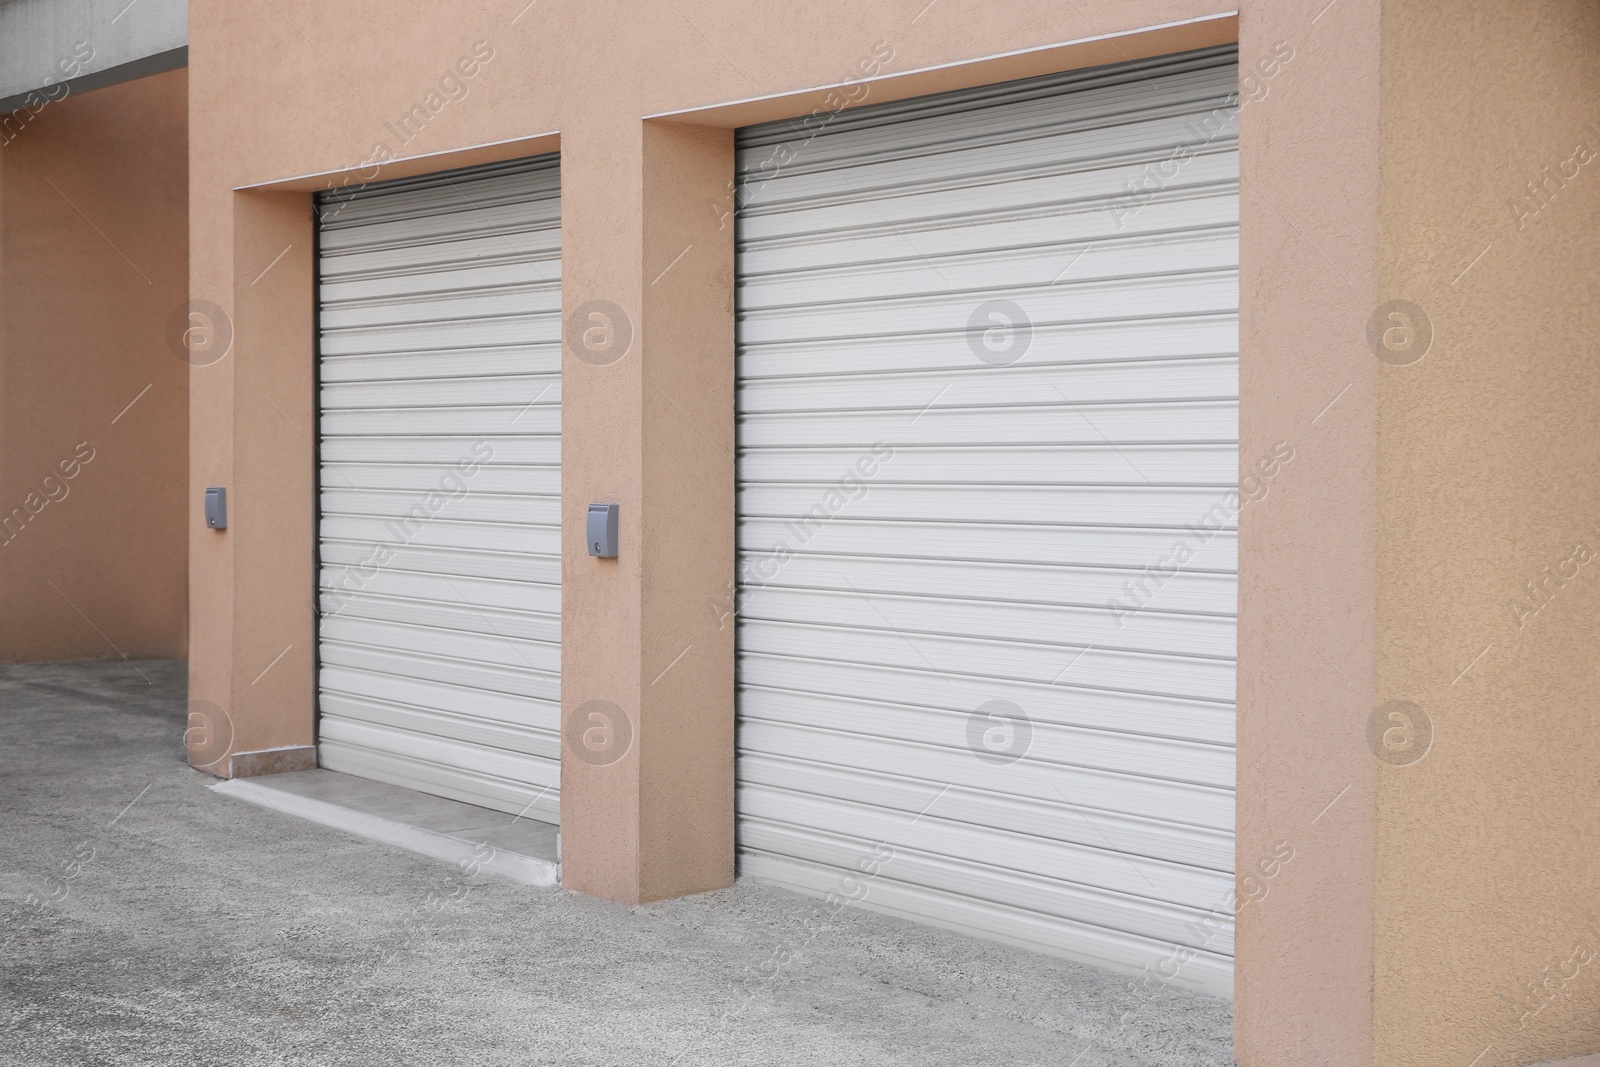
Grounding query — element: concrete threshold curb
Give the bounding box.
[210,777,560,888]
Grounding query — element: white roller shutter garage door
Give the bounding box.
[734,47,1240,993]
[315,155,562,824]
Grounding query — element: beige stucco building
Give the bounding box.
[6,1,1600,1064]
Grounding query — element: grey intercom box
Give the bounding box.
[205,487,227,529]
[587,503,618,558]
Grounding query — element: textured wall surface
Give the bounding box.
[0,68,188,662]
[1375,2,1600,1065]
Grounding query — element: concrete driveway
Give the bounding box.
[0,660,1232,1067]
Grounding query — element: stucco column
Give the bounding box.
[560,118,736,903]
[1234,2,1380,1064]
[187,189,317,778]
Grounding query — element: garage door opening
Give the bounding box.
[733,46,1239,994]
[313,154,563,825]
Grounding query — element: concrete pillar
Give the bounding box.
[188,189,317,777]
[559,118,736,903]
[1232,3,1379,1064]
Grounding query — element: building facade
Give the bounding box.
[5,1,1600,1064]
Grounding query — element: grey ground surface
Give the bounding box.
[0,660,1233,1067]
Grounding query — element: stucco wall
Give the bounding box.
[188,2,1384,1062]
[0,68,188,663]
[1375,2,1600,1064]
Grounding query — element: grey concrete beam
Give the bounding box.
[0,0,186,114]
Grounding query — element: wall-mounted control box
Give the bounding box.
[205,487,228,529]
[587,502,618,558]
